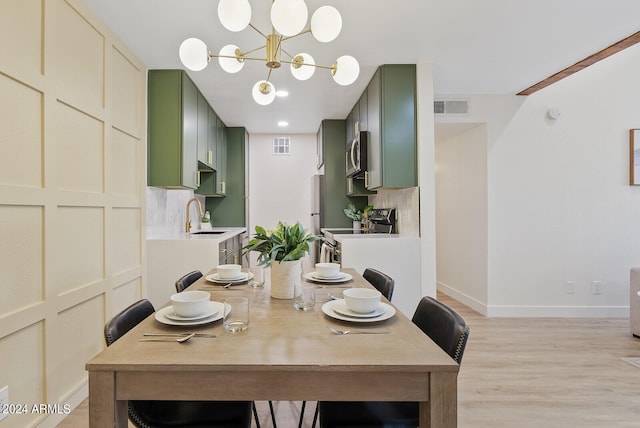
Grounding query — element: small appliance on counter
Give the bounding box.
[366,208,397,234]
[321,208,397,265]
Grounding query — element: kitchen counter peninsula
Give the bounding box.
[332,232,422,318]
[146,227,247,307]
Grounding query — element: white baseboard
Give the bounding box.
[436,281,488,315]
[35,380,88,428]
[486,305,629,318]
[437,281,629,318]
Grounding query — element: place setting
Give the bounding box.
[304,262,353,284]
[205,264,255,286]
[322,287,396,323]
[154,290,224,326]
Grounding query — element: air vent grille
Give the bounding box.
[434,99,469,114]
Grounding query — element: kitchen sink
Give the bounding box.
[190,231,227,235]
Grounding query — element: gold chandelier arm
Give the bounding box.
[248,23,269,40]
[281,28,312,41]
[212,54,271,63]
[238,44,266,57]
[280,48,295,60]
[279,59,334,70]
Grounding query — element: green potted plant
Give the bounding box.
[343,203,373,230]
[243,221,319,299]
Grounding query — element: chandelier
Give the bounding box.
[178,0,360,105]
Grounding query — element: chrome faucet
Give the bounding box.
[185,198,204,232]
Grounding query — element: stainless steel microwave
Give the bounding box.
[346,131,368,177]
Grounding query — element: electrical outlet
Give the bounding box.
[0,385,8,421]
[591,280,603,295]
[565,281,576,294]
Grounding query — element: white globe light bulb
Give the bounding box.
[179,38,209,71]
[332,55,359,86]
[271,0,308,36]
[311,6,342,42]
[290,53,316,81]
[218,44,244,73]
[218,0,251,32]
[252,80,276,105]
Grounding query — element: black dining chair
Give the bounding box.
[300,267,396,427]
[316,296,470,428]
[362,268,395,301]
[175,270,203,292]
[104,299,255,428]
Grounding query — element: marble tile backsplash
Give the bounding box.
[369,187,420,236]
[146,187,204,236]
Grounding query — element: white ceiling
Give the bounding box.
[82,0,640,134]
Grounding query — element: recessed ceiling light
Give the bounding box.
[278,121,289,127]
[276,90,289,97]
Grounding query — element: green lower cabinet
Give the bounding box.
[205,127,246,227]
[148,70,199,189]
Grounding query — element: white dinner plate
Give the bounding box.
[322,300,395,323]
[206,272,254,284]
[304,272,353,284]
[331,301,387,318]
[164,305,219,321]
[155,301,224,326]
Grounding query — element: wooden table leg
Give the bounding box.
[419,372,458,428]
[89,371,127,427]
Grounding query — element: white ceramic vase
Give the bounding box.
[270,259,301,299]
[353,220,362,231]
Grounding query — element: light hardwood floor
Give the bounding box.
[58,295,640,427]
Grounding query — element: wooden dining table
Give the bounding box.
[86,268,459,427]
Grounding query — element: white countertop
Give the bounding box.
[334,233,419,243]
[321,228,418,243]
[147,227,247,241]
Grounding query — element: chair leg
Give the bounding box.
[253,402,261,428]
[268,400,277,428]
[311,402,318,428]
[298,401,306,428]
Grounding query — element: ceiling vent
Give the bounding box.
[434,99,469,115]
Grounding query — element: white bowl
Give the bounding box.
[217,264,243,279]
[170,290,210,317]
[315,262,341,279]
[343,288,382,314]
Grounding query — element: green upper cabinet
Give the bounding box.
[205,127,246,227]
[358,90,368,132]
[366,64,417,190]
[197,92,216,169]
[216,115,227,195]
[207,107,218,170]
[148,69,199,189]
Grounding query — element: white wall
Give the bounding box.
[435,124,489,314]
[435,43,640,317]
[247,133,318,272]
[416,62,437,299]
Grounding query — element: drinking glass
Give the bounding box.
[293,284,316,311]
[223,297,249,332]
[248,266,265,288]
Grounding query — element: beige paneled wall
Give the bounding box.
[0,0,146,426]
